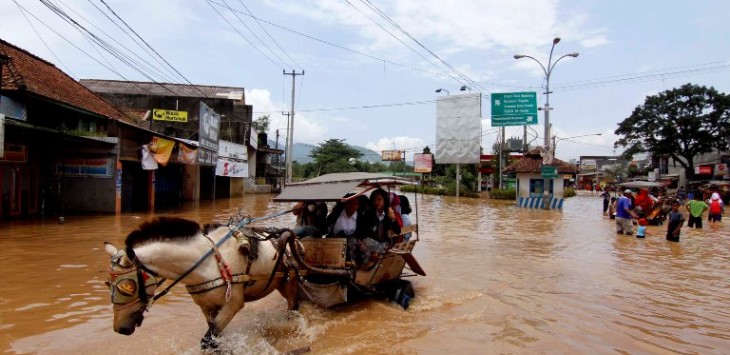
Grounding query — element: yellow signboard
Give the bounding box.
[381,150,403,161]
[152,109,188,122]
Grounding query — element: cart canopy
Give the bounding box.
[274,172,416,202]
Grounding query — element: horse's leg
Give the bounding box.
[278,268,300,311]
[196,285,246,351]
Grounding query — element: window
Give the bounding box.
[529,179,544,197]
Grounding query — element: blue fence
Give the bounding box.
[518,196,564,209]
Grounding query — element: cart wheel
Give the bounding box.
[393,280,414,310]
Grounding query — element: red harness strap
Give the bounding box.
[203,235,234,302]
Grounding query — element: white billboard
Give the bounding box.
[435,93,482,164]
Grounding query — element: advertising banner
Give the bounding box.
[435,93,481,164]
[414,153,433,173]
[177,144,197,165]
[152,108,188,122]
[215,158,248,177]
[219,140,247,160]
[381,150,403,161]
[57,158,114,178]
[198,102,221,152]
[580,159,597,171]
[695,165,713,175]
[198,149,217,166]
[150,136,175,166]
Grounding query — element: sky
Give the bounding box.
[2,0,729,162]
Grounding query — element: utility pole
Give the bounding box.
[283,70,304,184]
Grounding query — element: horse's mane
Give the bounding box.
[125,217,204,248]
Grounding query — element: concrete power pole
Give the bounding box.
[283,70,304,184]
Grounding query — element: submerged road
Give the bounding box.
[1,192,729,354]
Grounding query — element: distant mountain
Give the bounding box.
[268,140,381,164]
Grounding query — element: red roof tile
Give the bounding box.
[504,148,578,174]
[0,39,131,122]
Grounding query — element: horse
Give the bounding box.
[103,217,300,350]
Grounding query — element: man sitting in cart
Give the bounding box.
[325,189,401,269]
[292,201,328,238]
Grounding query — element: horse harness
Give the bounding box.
[108,226,297,311]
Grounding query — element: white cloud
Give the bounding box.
[269,0,608,56]
[245,89,328,144]
[580,34,609,48]
[366,136,428,154]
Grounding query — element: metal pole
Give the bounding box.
[499,126,505,189]
[456,163,460,198]
[283,71,304,184]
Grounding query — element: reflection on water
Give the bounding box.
[1,193,729,354]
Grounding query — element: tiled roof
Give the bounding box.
[504,148,578,174]
[79,79,245,101]
[0,39,130,122]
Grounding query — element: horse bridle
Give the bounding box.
[107,249,164,310]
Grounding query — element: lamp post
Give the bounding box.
[460,85,471,92]
[435,88,450,95]
[514,37,579,148]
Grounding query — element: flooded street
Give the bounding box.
[1,192,729,354]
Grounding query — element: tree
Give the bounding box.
[251,115,270,134]
[309,139,363,176]
[615,83,730,182]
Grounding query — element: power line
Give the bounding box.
[206,0,515,86]
[358,0,489,93]
[235,0,302,70]
[219,0,291,68]
[13,0,73,75]
[252,94,481,114]
[204,0,284,70]
[343,0,468,87]
[84,0,185,83]
[98,0,213,99]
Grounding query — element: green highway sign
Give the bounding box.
[490,92,538,127]
[541,165,558,179]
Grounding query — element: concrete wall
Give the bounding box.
[182,164,198,201]
[230,177,244,197]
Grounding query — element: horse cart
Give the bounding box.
[103,172,425,350]
[273,172,426,310]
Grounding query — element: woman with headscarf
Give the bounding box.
[707,192,724,223]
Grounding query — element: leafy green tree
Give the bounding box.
[309,139,363,176]
[252,115,270,134]
[615,83,730,181]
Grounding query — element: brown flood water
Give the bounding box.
[1,192,729,354]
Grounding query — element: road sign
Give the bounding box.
[490,92,538,127]
[541,165,558,179]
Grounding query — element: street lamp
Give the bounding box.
[435,88,449,95]
[514,37,579,148]
[460,85,471,92]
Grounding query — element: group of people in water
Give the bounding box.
[291,188,413,267]
[602,186,725,242]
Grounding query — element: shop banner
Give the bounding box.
[150,136,175,166]
[178,144,197,165]
[141,144,159,170]
[215,158,248,177]
[57,158,114,178]
[0,143,27,162]
[152,108,188,122]
[0,114,4,158]
[382,150,403,161]
[414,153,433,173]
[715,163,727,176]
[695,165,713,175]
